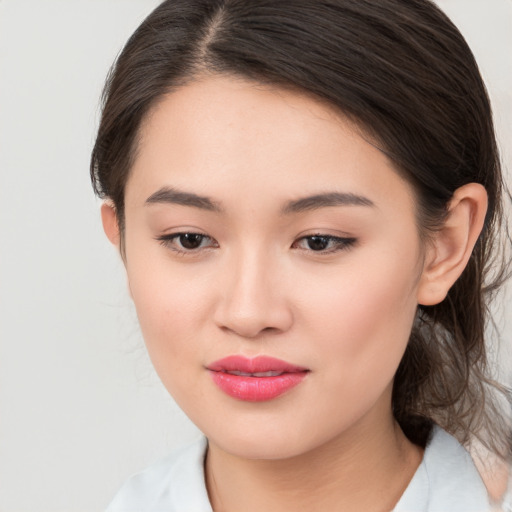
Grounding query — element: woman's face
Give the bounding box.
[120,75,427,459]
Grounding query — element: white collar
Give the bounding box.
[107,427,490,511]
[394,426,490,512]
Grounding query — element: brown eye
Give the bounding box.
[179,233,205,250]
[306,236,330,251]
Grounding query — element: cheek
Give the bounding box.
[298,248,420,392]
[125,253,214,389]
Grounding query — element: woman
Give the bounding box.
[91,0,511,510]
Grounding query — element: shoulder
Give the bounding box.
[394,426,491,512]
[105,437,212,512]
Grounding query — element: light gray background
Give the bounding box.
[0,1,510,511]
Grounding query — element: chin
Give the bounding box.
[214,432,310,461]
[203,414,338,461]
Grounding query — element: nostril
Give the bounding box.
[212,277,294,337]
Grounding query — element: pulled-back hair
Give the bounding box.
[91,0,511,457]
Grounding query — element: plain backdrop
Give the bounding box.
[0,1,510,511]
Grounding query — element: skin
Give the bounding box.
[475,450,511,505]
[102,74,488,511]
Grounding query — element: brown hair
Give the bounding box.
[91,0,511,457]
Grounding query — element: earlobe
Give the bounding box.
[417,183,488,306]
[101,201,121,248]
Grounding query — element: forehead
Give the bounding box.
[127,74,415,216]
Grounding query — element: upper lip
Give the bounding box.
[207,355,308,374]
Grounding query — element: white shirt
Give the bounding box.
[106,426,490,512]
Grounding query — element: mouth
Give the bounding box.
[223,370,286,377]
[207,355,309,402]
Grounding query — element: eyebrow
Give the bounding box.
[281,192,374,214]
[145,187,222,212]
[145,187,374,214]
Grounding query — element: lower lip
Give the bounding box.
[209,371,308,401]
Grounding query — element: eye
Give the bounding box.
[293,234,356,253]
[157,232,218,253]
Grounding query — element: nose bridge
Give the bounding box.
[214,243,292,337]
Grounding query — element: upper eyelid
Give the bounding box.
[157,232,353,241]
[298,233,353,239]
[159,231,209,238]
[157,229,212,241]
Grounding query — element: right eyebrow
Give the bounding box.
[144,187,223,212]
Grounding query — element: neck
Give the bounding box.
[205,403,423,512]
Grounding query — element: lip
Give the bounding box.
[207,355,309,402]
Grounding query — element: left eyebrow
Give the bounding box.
[281,192,375,214]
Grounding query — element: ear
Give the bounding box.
[101,201,121,248]
[101,201,131,297]
[417,183,488,306]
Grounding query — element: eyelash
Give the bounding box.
[156,232,357,255]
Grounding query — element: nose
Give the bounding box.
[213,250,294,339]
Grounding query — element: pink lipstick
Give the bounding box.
[207,355,309,402]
